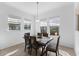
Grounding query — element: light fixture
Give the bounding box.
[36,2,40,22]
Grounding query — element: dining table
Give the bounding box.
[36,35,59,45]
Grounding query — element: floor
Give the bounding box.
[0,43,75,56]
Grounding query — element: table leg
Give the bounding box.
[35,48,37,56]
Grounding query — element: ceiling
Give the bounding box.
[5,2,71,16]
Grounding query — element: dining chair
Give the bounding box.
[27,36,44,56]
[50,32,59,36]
[40,39,53,56]
[27,36,37,55]
[24,34,37,55]
[31,37,45,56]
[45,36,60,56]
[24,33,30,51]
[50,32,55,35]
[42,32,48,37]
[37,33,42,38]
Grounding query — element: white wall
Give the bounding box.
[0,3,35,49]
[74,3,79,55]
[37,3,75,48]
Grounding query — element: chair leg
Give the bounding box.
[45,48,47,56]
[42,47,44,54]
[56,50,59,56]
[29,48,31,55]
[24,45,26,51]
[36,49,38,56]
[46,50,48,56]
[40,46,45,56]
[31,47,32,53]
[28,48,29,54]
[56,52,57,56]
[34,48,37,56]
[58,50,59,56]
[30,47,32,55]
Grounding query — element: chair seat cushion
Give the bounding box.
[46,44,56,52]
[46,46,56,52]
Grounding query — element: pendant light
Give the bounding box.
[36,2,40,22]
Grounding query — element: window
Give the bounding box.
[8,17,21,30]
[50,26,59,35]
[49,17,60,35]
[23,20,31,30]
[40,21,47,33]
[40,26,47,33]
[8,23,20,30]
[24,24,31,30]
